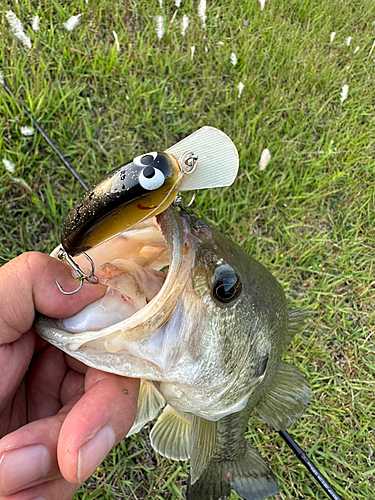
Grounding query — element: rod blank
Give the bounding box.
[1,79,89,191]
[279,430,343,500]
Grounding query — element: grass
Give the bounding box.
[1,0,375,498]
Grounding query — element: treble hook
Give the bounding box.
[55,249,99,295]
[173,191,197,212]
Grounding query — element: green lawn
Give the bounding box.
[1,0,374,498]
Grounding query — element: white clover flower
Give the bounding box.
[181,15,189,36]
[64,15,81,31]
[156,16,164,40]
[113,30,120,52]
[340,84,349,104]
[159,0,163,8]
[330,32,336,42]
[230,52,237,66]
[218,41,224,46]
[259,149,271,170]
[198,0,206,26]
[6,10,32,48]
[31,15,40,32]
[237,82,244,99]
[175,0,181,6]
[2,158,15,173]
[346,36,352,46]
[20,126,35,136]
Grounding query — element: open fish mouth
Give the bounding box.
[61,210,178,334]
[37,207,200,378]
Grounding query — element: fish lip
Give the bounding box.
[155,206,184,245]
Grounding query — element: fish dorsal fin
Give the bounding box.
[255,361,311,430]
[187,441,279,500]
[150,405,191,460]
[189,415,217,485]
[126,380,166,436]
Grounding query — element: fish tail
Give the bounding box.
[186,441,279,500]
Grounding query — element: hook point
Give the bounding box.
[55,279,84,295]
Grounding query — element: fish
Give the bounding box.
[35,205,311,500]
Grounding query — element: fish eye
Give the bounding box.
[133,151,158,167]
[139,166,165,190]
[212,264,242,304]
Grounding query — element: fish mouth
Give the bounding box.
[37,207,197,367]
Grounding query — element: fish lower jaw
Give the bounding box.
[37,208,201,369]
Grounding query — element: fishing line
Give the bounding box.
[0,78,89,191]
[1,77,343,500]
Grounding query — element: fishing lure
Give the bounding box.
[57,126,239,294]
[60,151,191,257]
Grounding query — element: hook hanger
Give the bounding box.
[55,249,99,295]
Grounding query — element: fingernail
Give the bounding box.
[77,426,116,483]
[0,445,50,495]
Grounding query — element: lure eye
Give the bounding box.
[212,264,242,304]
[139,166,165,190]
[133,151,158,167]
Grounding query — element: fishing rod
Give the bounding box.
[278,430,342,500]
[1,77,343,500]
[1,79,88,191]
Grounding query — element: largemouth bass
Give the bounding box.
[35,206,311,500]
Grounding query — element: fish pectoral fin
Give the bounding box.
[255,361,311,430]
[187,441,279,500]
[189,416,217,485]
[150,405,191,460]
[126,380,166,436]
[287,308,309,339]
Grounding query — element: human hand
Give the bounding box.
[0,252,139,500]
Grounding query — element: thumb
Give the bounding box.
[0,251,106,345]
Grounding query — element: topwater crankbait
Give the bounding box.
[56,126,239,294]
